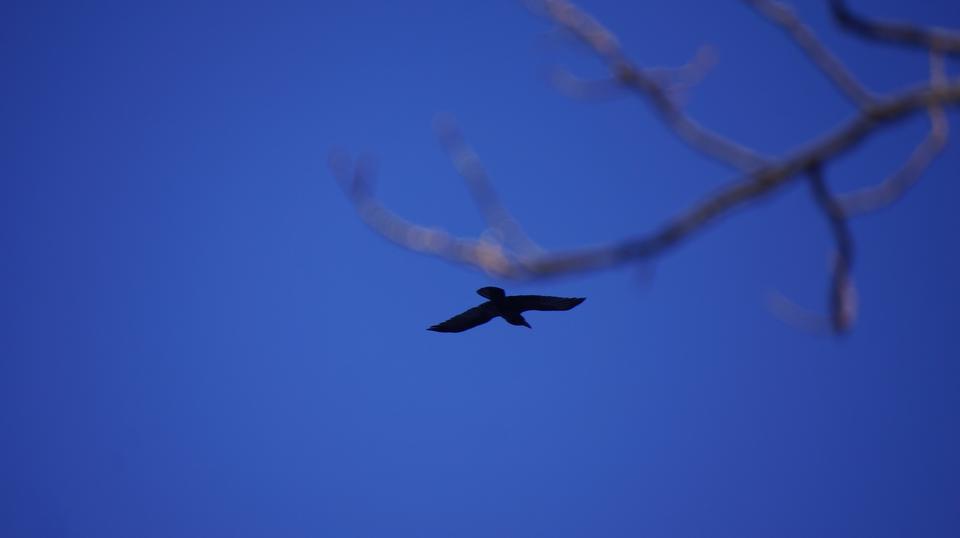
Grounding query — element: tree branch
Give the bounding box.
[500,82,960,276]
[837,52,951,216]
[830,0,960,54]
[433,115,543,256]
[807,164,856,333]
[531,0,769,172]
[328,150,518,276]
[333,1,960,333]
[548,44,717,104]
[744,0,875,108]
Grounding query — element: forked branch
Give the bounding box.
[332,0,959,333]
[807,164,856,333]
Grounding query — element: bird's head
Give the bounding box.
[476,286,506,300]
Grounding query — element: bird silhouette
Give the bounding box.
[428,286,585,333]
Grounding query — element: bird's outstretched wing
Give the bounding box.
[428,303,498,333]
[508,295,585,312]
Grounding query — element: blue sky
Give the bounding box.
[3,1,959,536]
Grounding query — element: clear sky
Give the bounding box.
[3,1,959,536]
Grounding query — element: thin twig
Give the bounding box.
[433,115,543,255]
[550,45,718,103]
[766,289,835,335]
[807,164,856,333]
[548,67,622,101]
[532,0,769,172]
[744,0,875,108]
[830,0,960,54]
[837,52,951,216]
[328,150,518,276]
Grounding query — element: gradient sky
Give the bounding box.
[3,1,959,537]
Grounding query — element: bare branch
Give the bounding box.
[807,165,856,333]
[531,0,769,172]
[333,1,960,332]
[333,59,960,277]
[766,289,842,336]
[547,67,622,101]
[332,76,960,277]
[744,0,875,108]
[838,108,948,216]
[432,115,543,256]
[514,81,960,276]
[645,45,719,92]
[548,45,717,103]
[837,52,951,216]
[830,0,960,54]
[328,150,521,277]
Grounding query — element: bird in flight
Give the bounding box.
[428,286,585,333]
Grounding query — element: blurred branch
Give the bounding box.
[837,52,950,216]
[328,150,517,275]
[532,0,769,172]
[768,164,860,335]
[333,1,960,333]
[829,0,960,54]
[432,115,543,256]
[807,165,856,333]
[549,44,718,104]
[547,67,622,101]
[645,45,719,93]
[744,0,875,108]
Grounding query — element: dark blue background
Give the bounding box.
[3,1,959,536]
